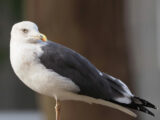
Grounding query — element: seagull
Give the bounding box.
[10,21,156,120]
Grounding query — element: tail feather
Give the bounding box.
[133,97,157,109]
[102,73,156,116]
[114,96,156,117]
[126,101,155,116]
[137,105,155,116]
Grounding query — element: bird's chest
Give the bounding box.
[11,45,40,76]
[10,43,80,96]
[10,44,46,89]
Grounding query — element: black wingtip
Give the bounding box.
[134,97,157,109]
[123,103,155,117]
[138,106,155,117]
[130,97,156,117]
[113,96,157,117]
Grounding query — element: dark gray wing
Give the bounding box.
[102,73,133,99]
[40,41,112,100]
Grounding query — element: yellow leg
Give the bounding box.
[55,99,61,120]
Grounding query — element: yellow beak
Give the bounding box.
[40,33,47,42]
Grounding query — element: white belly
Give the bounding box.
[10,42,80,98]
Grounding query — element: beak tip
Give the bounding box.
[40,34,47,42]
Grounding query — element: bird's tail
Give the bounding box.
[102,73,157,116]
[114,96,157,116]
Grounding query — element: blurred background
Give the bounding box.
[0,0,159,120]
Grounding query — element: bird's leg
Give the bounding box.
[55,99,61,120]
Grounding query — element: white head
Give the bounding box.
[10,21,47,43]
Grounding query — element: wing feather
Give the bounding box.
[40,41,112,100]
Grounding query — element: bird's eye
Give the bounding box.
[22,28,28,33]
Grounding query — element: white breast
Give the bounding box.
[10,41,80,98]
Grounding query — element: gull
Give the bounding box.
[10,21,156,120]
